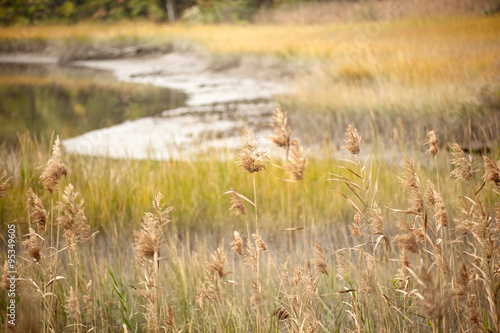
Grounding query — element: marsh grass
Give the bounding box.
[1,116,498,332]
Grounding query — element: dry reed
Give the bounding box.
[39,136,67,194]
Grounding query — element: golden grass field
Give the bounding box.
[1,5,500,332]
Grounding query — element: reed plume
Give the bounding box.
[0,170,11,199]
[286,138,308,181]
[449,143,477,182]
[453,263,469,298]
[57,184,94,248]
[1,261,9,291]
[369,201,384,234]
[23,228,41,263]
[231,231,243,256]
[253,234,267,251]
[335,253,346,277]
[269,104,291,150]
[396,233,419,254]
[206,246,227,280]
[65,287,81,321]
[250,280,262,309]
[134,192,172,262]
[312,241,328,275]
[40,136,67,194]
[229,189,246,216]
[426,180,448,230]
[237,129,268,174]
[342,124,361,155]
[483,156,500,187]
[400,158,424,213]
[424,130,438,156]
[272,306,291,321]
[197,246,228,308]
[27,188,47,234]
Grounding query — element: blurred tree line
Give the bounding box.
[0,0,297,24]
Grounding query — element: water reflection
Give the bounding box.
[0,62,187,146]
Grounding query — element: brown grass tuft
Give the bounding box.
[40,136,67,194]
[237,129,269,174]
[449,143,478,182]
[424,130,439,156]
[27,188,47,234]
[341,124,361,155]
[483,156,500,187]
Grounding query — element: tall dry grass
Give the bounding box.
[0,108,499,331]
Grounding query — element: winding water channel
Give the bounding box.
[1,52,288,159]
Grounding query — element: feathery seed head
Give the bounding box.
[229,189,246,216]
[250,280,262,309]
[40,136,67,194]
[27,188,47,234]
[312,241,328,275]
[238,129,269,173]
[253,234,268,251]
[400,157,424,213]
[1,261,10,291]
[335,253,346,277]
[269,104,291,149]
[206,246,227,279]
[273,306,291,321]
[57,184,94,248]
[369,201,384,234]
[65,287,81,320]
[453,263,469,298]
[342,124,361,155]
[424,130,438,156]
[231,231,243,256]
[483,156,500,187]
[397,233,419,254]
[24,228,41,263]
[286,138,308,181]
[0,171,11,199]
[449,143,478,182]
